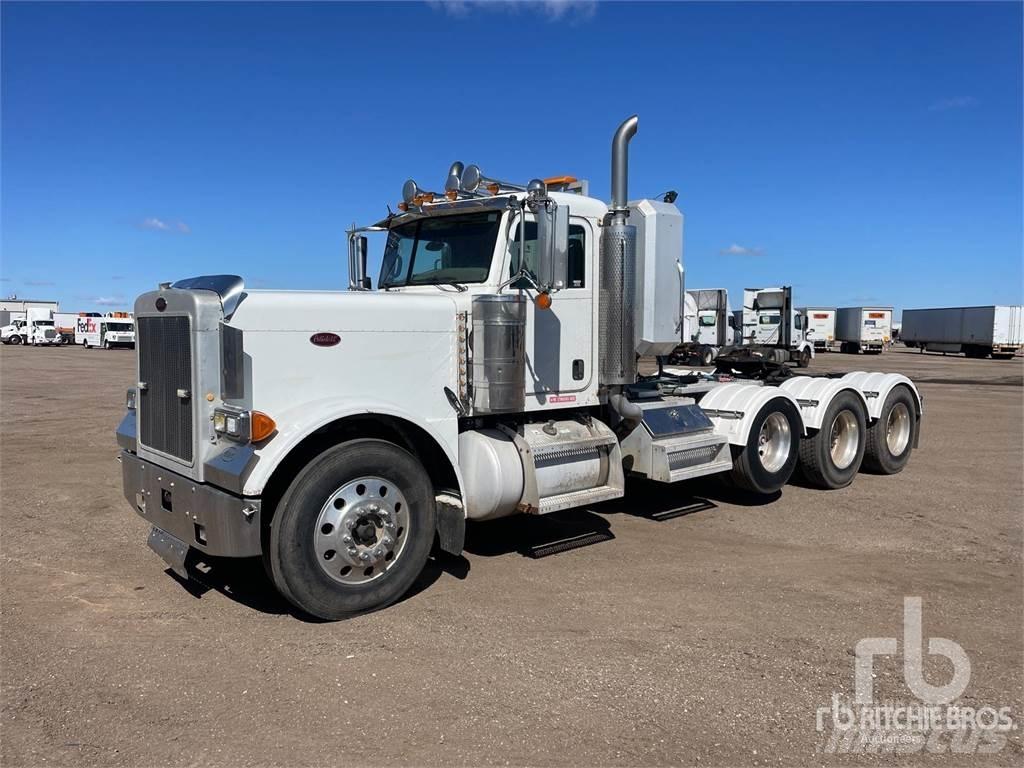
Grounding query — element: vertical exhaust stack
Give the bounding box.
[599,115,640,389]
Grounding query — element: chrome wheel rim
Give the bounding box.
[829,410,860,470]
[886,403,911,456]
[314,476,410,586]
[757,412,791,474]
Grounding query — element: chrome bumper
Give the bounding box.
[120,450,262,558]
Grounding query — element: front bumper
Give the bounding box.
[120,450,262,558]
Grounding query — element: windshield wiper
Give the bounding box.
[435,281,468,292]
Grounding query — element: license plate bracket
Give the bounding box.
[147,526,189,578]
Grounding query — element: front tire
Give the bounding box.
[9,335,22,345]
[700,346,714,366]
[269,439,436,620]
[797,347,811,368]
[728,398,801,495]
[798,391,867,489]
[862,386,917,474]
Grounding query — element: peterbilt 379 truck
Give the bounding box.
[117,117,923,620]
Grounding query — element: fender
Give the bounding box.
[242,396,465,502]
[698,383,805,447]
[838,372,923,421]
[778,377,869,431]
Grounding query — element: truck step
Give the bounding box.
[535,484,624,515]
[523,529,615,558]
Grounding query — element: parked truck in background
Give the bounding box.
[76,316,135,349]
[1,308,62,346]
[736,287,815,367]
[902,305,1023,359]
[798,307,837,352]
[836,307,892,354]
[115,116,923,620]
[673,288,732,365]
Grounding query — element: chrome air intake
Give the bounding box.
[599,115,639,387]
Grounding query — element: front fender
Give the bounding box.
[242,396,464,499]
[699,383,805,446]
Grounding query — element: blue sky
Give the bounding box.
[2,1,1021,316]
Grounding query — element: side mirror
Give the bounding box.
[355,236,371,289]
[532,199,569,292]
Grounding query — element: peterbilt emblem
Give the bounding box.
[310,332,341,347]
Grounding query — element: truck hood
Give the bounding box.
[227,289,459,333]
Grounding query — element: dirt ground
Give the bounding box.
[1,344,1021,766]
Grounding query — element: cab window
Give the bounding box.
[759,315,781,325]
[509,221,587,288]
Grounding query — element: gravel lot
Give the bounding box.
[2,345,1021,766]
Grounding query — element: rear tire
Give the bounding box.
[728,398,801,495]
[269,439,436,620]
[798,391,867,489]
[862,386,917,474]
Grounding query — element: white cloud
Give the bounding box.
[24,280,56,286]
[92,296,127,307]
[720,243,764,256]
[428,0,596,21]
[139,217,190,234]
[929,96,977,112]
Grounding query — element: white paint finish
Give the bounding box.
[630,199,684,356]
[698,382,805,446]
[798,307,837,347]
[228,291,463,497]
[837,371,922,420]
[778,376,869,431]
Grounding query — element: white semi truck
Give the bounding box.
[736,287,816,367]
[116,117,923,619]
[798,307,837,352]
[902,305,1023,359]
[1,308,62,346]
[836,306,892,354]
[673,288,732,365]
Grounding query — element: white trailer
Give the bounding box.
[798,307,836,351]
[76,316,135,349]
[836,307,892,354]
[902,305,1023,359]
[116,116,923,620]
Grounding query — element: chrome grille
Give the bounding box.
[137,315,193,462]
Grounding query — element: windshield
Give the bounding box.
[380,211,501,288]
[759,315,781,326]
[106,323,132,332]
[35,320,54,327]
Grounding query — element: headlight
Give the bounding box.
[213,407,250,441]
[126,387,137,410]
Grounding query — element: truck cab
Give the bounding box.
[737,286,815,367]
[2,310,61,345]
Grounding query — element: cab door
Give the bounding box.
[505,214,594,405]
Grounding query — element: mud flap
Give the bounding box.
[435,496,465,556]
[147,526,190,579]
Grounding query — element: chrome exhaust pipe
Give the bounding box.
[609,114,639,221]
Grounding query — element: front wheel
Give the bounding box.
[728,398,801,495]
[798,391,867,489]
[797,347,811,368]
[862,386,917,474]
[9,335,22,345]
[269,439,436,620]
[700,346,714,366]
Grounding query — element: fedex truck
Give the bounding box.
[76,316,135,349]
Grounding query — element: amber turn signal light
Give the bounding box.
[534,292,553,310]
[251,411,276,442]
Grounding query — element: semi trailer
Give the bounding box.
[902,305,1023,359]
[116,116,923,620]
[836,306,892,353]
[799,307,837,351]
